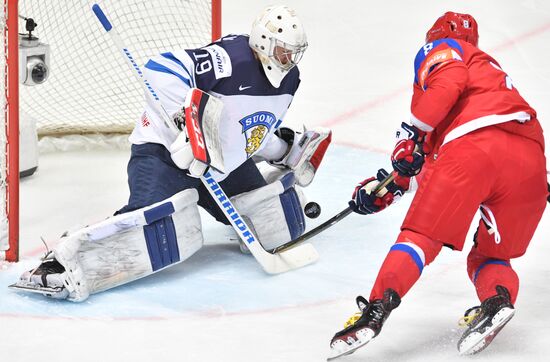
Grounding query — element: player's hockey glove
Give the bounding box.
[349,168,409,215]
[391,122,427,177]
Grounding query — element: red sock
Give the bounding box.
[369,230,442,301]
[467,247,519,304]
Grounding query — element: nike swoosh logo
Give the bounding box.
[239,85,252,91]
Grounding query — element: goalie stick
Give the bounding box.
[92,4,318,274]
[271,172,396,253]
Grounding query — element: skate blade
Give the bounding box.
[9,281,66,297]
[458,307,515,355]
[327,328,375,361]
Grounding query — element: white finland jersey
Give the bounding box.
[129,34,301,181]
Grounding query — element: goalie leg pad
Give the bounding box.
[52,188,203,301]
[231,172,306,250]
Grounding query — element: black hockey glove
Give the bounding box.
[349,168,409,215]
[391,122,426,177]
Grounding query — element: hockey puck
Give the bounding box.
[304,202,321,219]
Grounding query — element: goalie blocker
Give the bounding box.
[170,88,225,177]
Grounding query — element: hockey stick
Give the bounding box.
[272,171,396,253]
[92,4,319,274]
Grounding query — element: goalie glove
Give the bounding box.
[349,168,410,215]
[391,122,426,177]
[270,126,332,187]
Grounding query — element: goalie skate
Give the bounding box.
[9,280,68,299]
[9,254,69,299]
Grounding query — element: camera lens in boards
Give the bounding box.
[26,56,49,85]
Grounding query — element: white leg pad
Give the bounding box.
[53,188,203,301]
[231,173,306,251]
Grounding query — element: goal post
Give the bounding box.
[1,0,221,262]
[1,0,19,262]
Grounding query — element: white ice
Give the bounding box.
[1,1,550,361]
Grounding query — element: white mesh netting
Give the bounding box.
[20,0,214,136]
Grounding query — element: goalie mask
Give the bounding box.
[249,5,308,88]
[426,11,479,47]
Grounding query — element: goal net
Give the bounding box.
[1,0,221,261]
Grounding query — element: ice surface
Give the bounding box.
[1,1,549,361]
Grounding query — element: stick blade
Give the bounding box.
[250,242,319,274]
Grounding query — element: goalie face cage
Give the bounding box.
[0,0,221,262]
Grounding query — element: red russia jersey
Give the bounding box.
[411,38,545,155]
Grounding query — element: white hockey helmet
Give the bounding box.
[249,5,308,88]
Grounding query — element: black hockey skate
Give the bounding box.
[9,253,69,299]
[328,288,401,360]
[457,285,515,355]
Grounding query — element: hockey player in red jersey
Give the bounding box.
[328,11,548,359]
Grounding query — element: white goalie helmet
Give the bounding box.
[249,5,308,88]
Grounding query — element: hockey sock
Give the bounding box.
[369,229,442,301]
[467,247,519,304]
